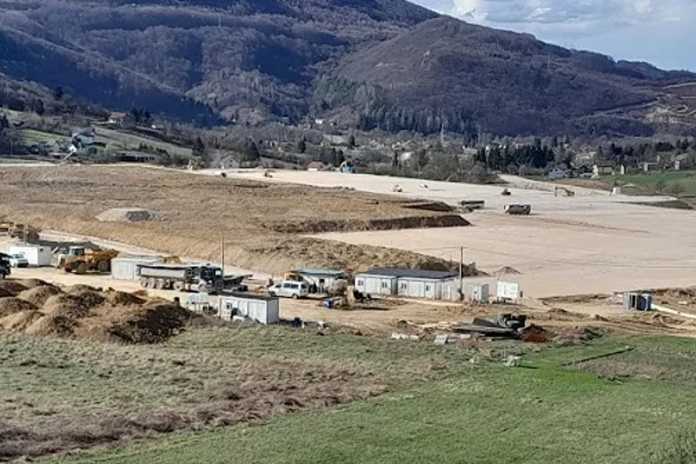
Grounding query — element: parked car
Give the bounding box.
[8,253,29,268]
[269,281,309,299]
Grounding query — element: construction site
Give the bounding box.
[2,164,696,464]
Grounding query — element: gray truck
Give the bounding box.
[137,263,224,294]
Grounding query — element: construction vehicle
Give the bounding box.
[137,262,224,294]
[0,253,10,279]
[0,222,41,242]
[504,204,532,215]
[554,186,575,197]
[54,246,119,274]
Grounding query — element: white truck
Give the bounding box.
[137,263,224,294]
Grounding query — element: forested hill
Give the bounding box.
[1,0,695,136]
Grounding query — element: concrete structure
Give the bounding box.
[8,244,53,267]
[293,268,347,293]
[218,293,280,325]
[355,268,459,301]
[111,255,161,281]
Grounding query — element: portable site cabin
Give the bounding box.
[111,255,161,281]
[355,268,459,301]
[219,293,280,325]
[8,244,53,266]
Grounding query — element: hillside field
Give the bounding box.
[43,334,696,464]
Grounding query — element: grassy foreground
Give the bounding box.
[46,336,696,464]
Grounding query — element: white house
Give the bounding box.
[355,268,459,301]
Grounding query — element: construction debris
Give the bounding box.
[451,314,533,340]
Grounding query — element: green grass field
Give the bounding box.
[95,127,192,158]
[606,170,696,196]
[18,128,67,146]
[1,325,480,461]
[36,334,696,464]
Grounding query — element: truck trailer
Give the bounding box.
[137,263,224,294]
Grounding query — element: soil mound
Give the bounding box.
[25,315,77,337]
[14,279,52,289]
[1,278,190,343]
[105,291,145,306]
[269,215,469,234]
[0,310,44,331]
[79,301,191,344]
[97,208,160,223]
[0,281,28,296]
[68,289,106,309]
[43,294,90,319]
[0,297,37,317]
[17,286,63,307]
[494,266,521,276]
[66,284,100,294]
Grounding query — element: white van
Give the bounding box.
[269,281,309,299]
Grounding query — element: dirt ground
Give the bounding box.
[219,170,696,298]
[0,165,465,276]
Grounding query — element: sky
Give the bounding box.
[412,0,696,71]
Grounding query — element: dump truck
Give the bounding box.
[55,246,119,274]
[0,253,11,279]
[504,204,532,215]
[0,222,41,242]
[137,263,224,293]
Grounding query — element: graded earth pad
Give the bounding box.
[0,165,465,275]
[238,170,696,297]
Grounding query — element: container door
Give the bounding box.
[424,282,435,299]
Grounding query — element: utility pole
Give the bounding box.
[221,235,225,278]
[459,246,464,302]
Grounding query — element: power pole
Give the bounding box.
[459,246,464,301]
[221,235,225,278]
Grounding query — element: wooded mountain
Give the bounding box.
[1,0,695,136]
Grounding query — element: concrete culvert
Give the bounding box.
[96,208,160,223]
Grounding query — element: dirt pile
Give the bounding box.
[0,298,37,317]
[268,215,469,234]
[97,207,160,223]
[17,285,63,307]
[0,279,192,343]
[76,301,191,343]
[0,281,27,296]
